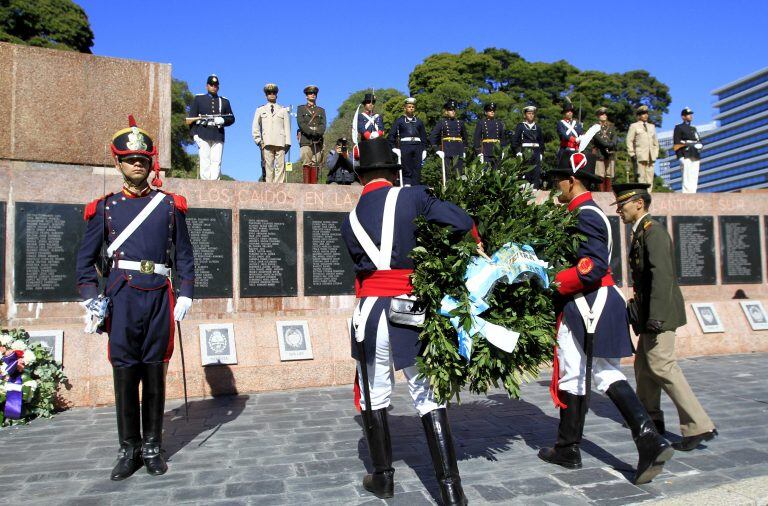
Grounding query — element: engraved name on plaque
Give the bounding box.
[14,202,85,301]
[239,210,297,297]
[303,211,355,296]
[185,208,233,298]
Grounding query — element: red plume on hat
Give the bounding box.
[110,115,162,187]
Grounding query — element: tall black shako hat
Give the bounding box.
[549,151,602,183]
[362,93,376,105]
[111,115,162,187]
[611,183,651,205]
[357,137,399,173]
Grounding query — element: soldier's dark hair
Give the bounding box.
[640,193,652,210]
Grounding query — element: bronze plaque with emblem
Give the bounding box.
[303,211,355,296]
[181,208,233,298]
[719,215,762,284]
[239,210,297,297]
[14,202,85,302]
[672,216,716,285]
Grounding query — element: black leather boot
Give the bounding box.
[110,366,143,481]
[141,362,168,476]
[422,408,467,506]
[538,391,585,469]
[361,408,395,499]
[606,380,674,485]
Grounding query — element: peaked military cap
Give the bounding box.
[264,83,279,93]
[484,102,497,112]
[304,85,319,94]
[523,105,537,113]
[636,105,650,115]
[681,107,694,115]
[207,74,219,85]
[611,183,651,205]
[362,93,376,104]
[405,97,416,105]
[596,106,609,115]
[549,150,602,183]
[443,99,457,110]
[357,137,399,172]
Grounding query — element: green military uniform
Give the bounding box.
[616,183,716,444]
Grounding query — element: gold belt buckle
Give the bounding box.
[140,260,155,274]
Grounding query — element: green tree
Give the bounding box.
[168,78,198,178]
[0,0,93,53]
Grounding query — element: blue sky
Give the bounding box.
[79,0,767,181]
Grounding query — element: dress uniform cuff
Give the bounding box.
[554,267,585,295]
[178,279,195,299]
[470,224,481,244]
[78,283,99,300]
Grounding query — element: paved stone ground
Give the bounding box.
[2,353,767,505]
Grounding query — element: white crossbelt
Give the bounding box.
[348,187,401,270]
[561,119,579,138]
[522,142,540,147]
[580,205,613,258]
[400,137,421,142]
[353,296,378,342]
[107,192,167,257]
[116,260,171,276]
[574,287,609,333]
[362,112,380,131]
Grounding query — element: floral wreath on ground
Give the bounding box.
[0,329,67,426]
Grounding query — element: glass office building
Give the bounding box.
[658,67,768,192]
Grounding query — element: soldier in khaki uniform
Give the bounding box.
[626,106,659,189]
[613,183,718,451]
[252,83,291,182]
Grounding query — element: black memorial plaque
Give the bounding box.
[14,202,85,301]
[719,215,762,284]
[0,202,5,303]
[303,211,355,296]
[607,216,623,286]
[672,216,716,285]
[239,210,297,297]
[184,208,233,298]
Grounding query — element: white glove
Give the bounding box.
[80,298,99,334]
[421,150,427,161]
[436,150,445,159]
[174,296,193,322]
[516,152,523,158]
[478,154,484,163]
[462,152,466,159]
[213,116,225,126]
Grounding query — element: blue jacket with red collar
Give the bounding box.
[554,191,632,358]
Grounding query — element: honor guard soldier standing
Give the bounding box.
[511,105,545,188]
[76,116,195,481]
[297,85,327,184]
[556,101,583,166]
[188,74,235,180]
[388,97,428,185]
[592,107,618,192]
[613,183,717,451]
[342,136,479,505]
[473,102,505,168]
[430,99,467,178]
[539,148,673,485]
[626,105,660,189]
[252,83,292,183]
[356,93,385,139]
[673,107,703,193]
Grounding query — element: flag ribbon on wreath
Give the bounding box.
[1,352,24,419]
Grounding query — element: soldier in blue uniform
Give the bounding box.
[76,116,195,481]
[188,74,235,180]
[472,101,505,168]
[356,93,385,139]
[539,148,673,485]
[556,101,583,166]
[342,136,479,505]
[388,97,428,185]
[430,99,467,178]
[510,105,545,188]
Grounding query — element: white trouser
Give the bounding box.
[557,320,626,395]
[680,157,700,194]
[357,312,444,416]
[194,135,224,180]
